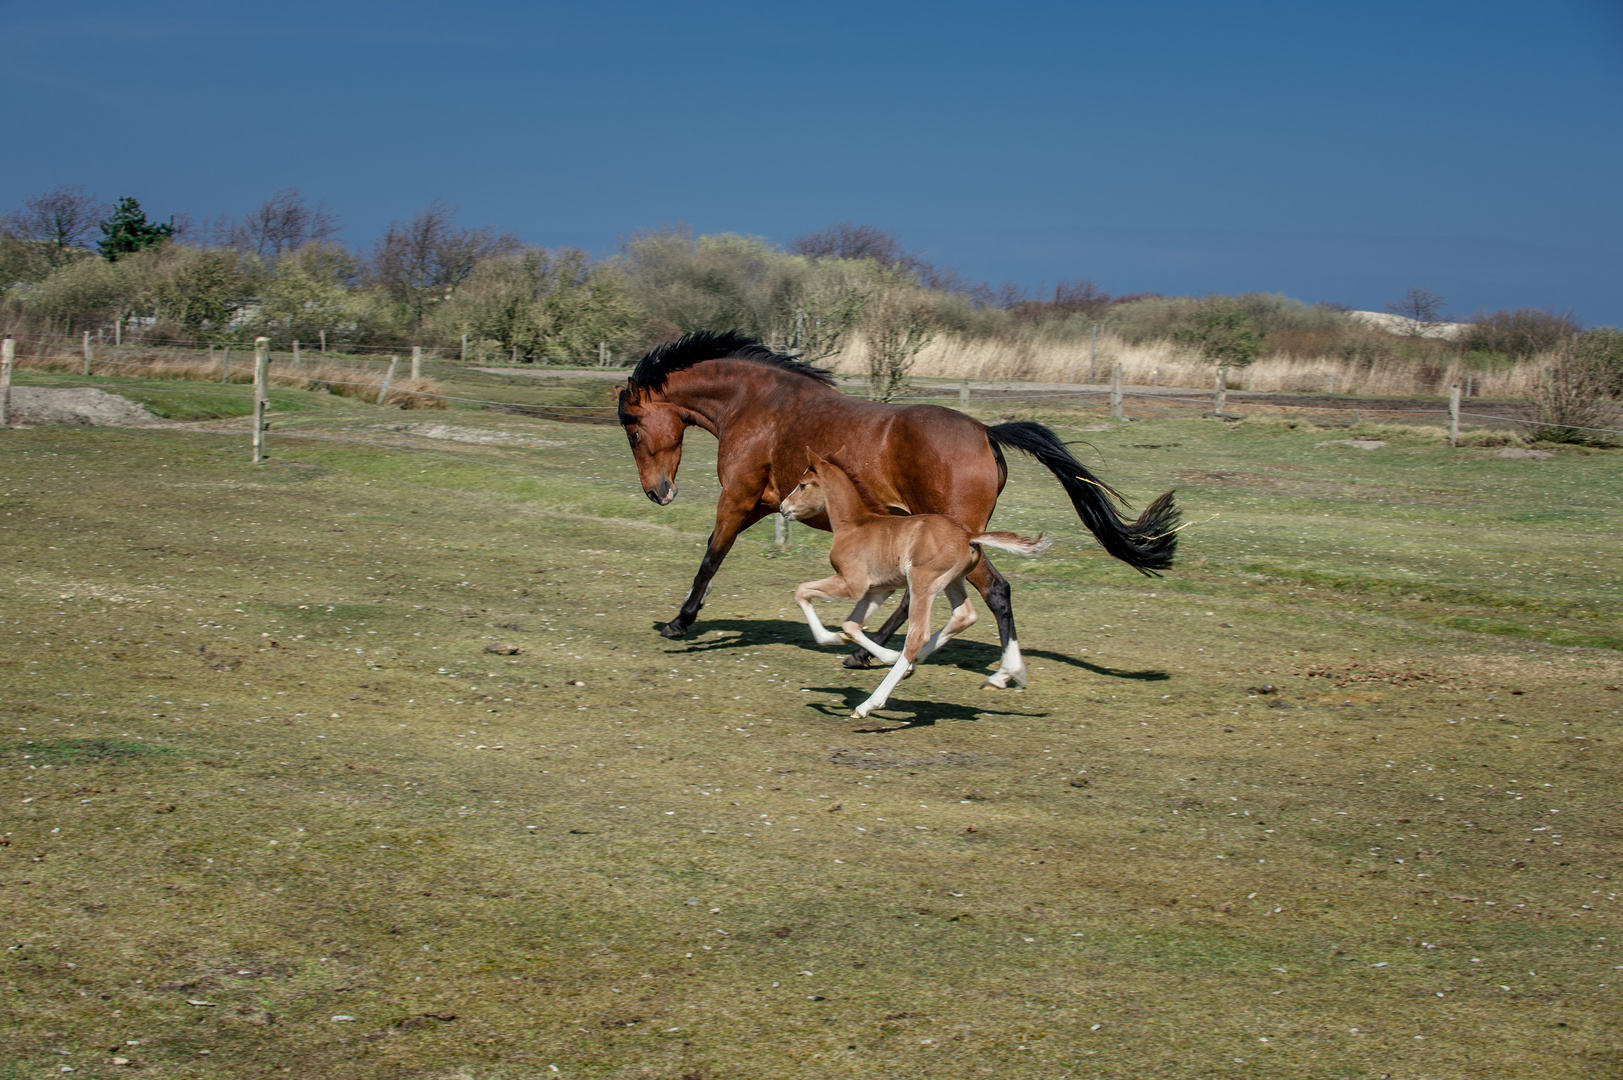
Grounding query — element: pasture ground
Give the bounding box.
[2,373,1620,1079]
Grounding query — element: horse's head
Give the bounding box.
[779,452,830,523]
[618,382,688,505]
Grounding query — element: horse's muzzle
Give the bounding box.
[647,482,676,506]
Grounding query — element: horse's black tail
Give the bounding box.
[986,421,1180,576]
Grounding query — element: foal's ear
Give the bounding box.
[804,446,825,470]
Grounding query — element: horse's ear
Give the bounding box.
[804,446,825,470]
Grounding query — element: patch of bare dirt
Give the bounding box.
[4,387,169,427]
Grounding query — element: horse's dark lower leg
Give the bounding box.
[843,590,910,668]
[968,556,1024,688]
[662,504,768,638]
[975,557,1014,647]
[661,533,726,639]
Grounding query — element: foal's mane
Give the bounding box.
[628,330,836,392]
[817,454,894,518]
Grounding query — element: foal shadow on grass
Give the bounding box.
[801,689,1050,733]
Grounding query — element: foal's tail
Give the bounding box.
[986,421,1180,576]
[972,531,1054,557]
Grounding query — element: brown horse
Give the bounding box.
[617,330,1178,689]
[781,452,1052,717]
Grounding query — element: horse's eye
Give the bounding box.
[627,430,640,446]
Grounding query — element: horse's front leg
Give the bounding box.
[851,585,938,719]
[795,576,861,647]
[965,555,1025,688]
[842,589,909,669]
[661,494,770,639]
[840,591,901,665]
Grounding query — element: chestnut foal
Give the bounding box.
[780,453,1052,719]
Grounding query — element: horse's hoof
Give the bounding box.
[842,652,873,670]
[658,621,689,640]
[980,677,1008,689]
[837,631,854,644]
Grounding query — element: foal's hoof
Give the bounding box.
[658,620,689,640]
[842,652,874,670]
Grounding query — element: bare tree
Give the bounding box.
[863,278,939,401]
[223,188,341,259]
[1,184,110,266]
[1384,287,1448,337]
[789,221,909,265]
[788,221,963,291]
[370,199,521,334]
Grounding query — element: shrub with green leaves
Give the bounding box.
[1174,297,1264,368]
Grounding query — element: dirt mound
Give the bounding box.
[4,387,169,427]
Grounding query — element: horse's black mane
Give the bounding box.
[628,330,837,391]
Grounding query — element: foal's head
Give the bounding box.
[617,383,687,505]
[779,460,827,523]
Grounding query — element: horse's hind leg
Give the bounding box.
[851,587,938,719]
[842,589,909,669]
[914,580,976,663]
[967,555,1026,689]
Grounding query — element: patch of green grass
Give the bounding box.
[1,403,1619,1078]
[0,737,174,765]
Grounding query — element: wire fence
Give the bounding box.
[7,332,1622,437]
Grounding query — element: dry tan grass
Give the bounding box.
[11,347,447,409]
[829,332,1551,397]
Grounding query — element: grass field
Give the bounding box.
[2,371,1621,1079]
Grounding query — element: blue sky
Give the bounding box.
[5,0,1621,322]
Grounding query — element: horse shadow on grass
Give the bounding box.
[662,618,1162,733]
[658,618,1168,682]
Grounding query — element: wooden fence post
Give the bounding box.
[221,346,231,383]
[1088,323,1098,383]
[114,320,121,347]
[774,513,792,550]
[1214,366,1228,419]
[959,379,969,408]
[379,356,399,406]
[1110,362,1124,420]
[82,330,93,376]
[461,334,469,364]
[1448,384,1461,447]
[253,337,270,465]
[293,340,301,364]
[319,329,327,353]
[411,346,422,381]
[1,336,14,428]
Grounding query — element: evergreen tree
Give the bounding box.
[98,196,174,260]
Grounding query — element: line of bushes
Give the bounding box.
[3,190,1618,405]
